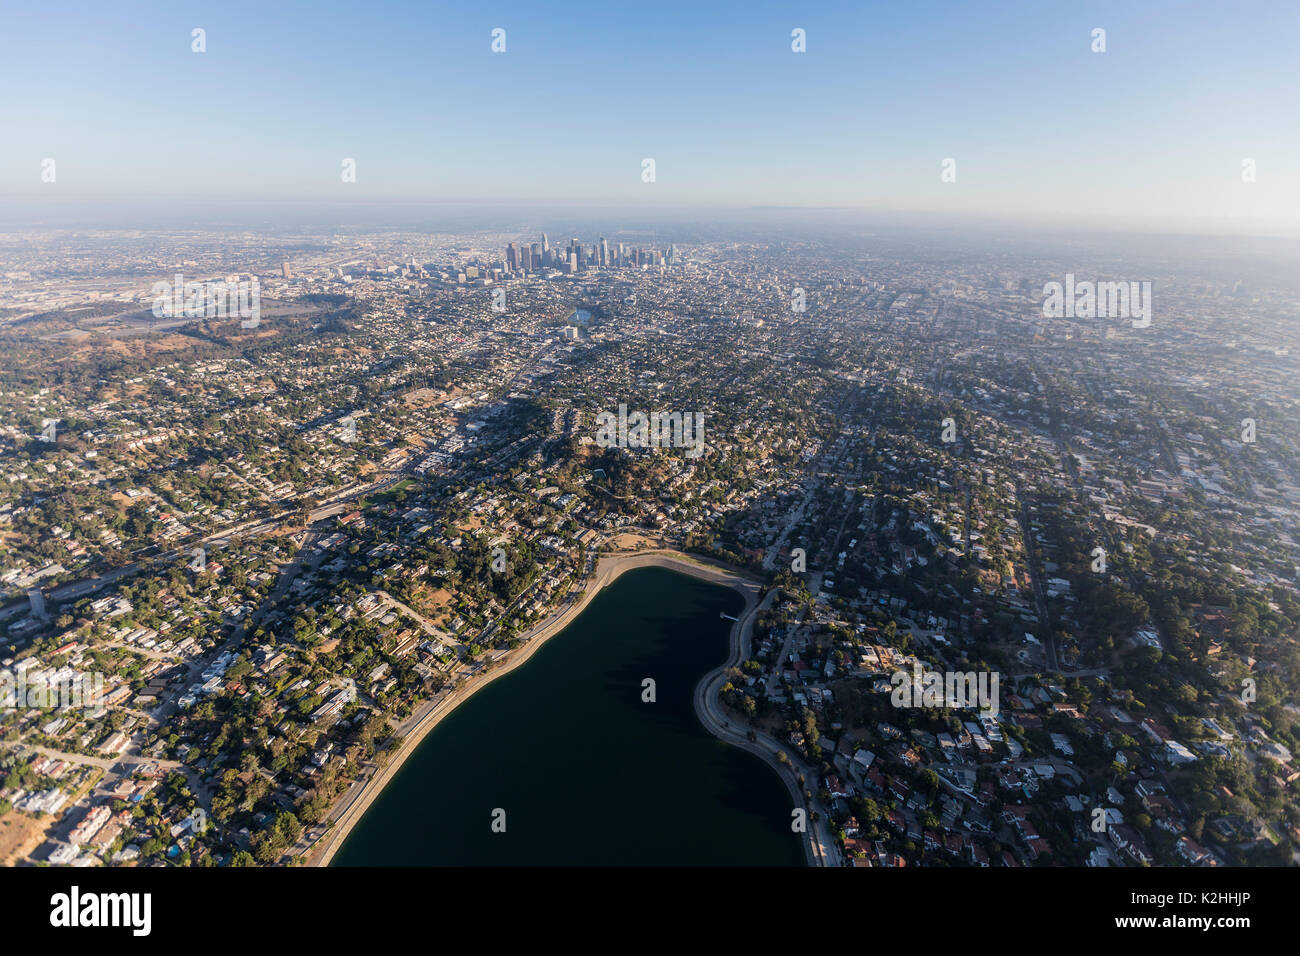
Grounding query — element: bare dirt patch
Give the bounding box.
[0,810,53,865]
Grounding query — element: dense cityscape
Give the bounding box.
[1,222,1296,870]
[2,8,1296,943]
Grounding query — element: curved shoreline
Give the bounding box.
[311,548,829,867]
[693,588,814,866]
[689,576,842,867]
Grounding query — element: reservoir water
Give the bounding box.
[332,566,803,866]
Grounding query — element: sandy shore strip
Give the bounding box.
[310,548,764,867]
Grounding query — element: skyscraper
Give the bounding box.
[281,261,292,280]
[506,242,518,272]
[600,237,609,267]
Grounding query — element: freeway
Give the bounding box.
[3,472,403,617]
[10,336,564,622]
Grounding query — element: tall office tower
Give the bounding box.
[600,237,609,267]
[521,246,532,271]
[506,242,518,272]
[541,233,550,255]
[568,251,579,273]
[281,261,292,280]
[531,243,541,267]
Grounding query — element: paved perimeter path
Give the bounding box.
[311,548,837,867]
[690,579,842,868]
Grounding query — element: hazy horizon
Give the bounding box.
[4,0,1299,237]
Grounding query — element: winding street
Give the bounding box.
[693,583,843,868]
[308,548,842,867]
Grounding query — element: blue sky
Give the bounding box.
[3,0,1298,232]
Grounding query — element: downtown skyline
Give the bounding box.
[0,0,1298,235]
[2,0,1297,941]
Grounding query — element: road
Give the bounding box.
[5,472,401,614]
[1056,433,1165,656]
[305,549,842,867]
[1014,477,1059,671]
[693,585,843,868]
